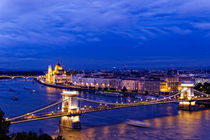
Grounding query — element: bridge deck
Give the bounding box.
[9,100,181,124]
[9,97,210,124]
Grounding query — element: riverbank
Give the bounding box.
[35,79,151,98]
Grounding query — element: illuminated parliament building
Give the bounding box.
[46,61,72,84]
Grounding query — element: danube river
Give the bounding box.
[0,79,210,140]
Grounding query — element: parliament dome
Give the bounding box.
[55,61,62,71]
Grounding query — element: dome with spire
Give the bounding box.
[55,60,62,71]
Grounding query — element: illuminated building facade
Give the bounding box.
[160,77,181,93]
[72,77,121,90]
[160,81,170,92]
[121,80,138,91]
[46,61,72,84]
[143,80,160,94]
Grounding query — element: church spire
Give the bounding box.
[48,65,52,73]
[57,59,60,65]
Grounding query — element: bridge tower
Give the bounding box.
[60,91,81,129]
[179,83,196,111]
[180,83,194,100]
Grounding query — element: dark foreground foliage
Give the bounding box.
[0,109,64,140]
[0,109,10,140]
[195,82,210,94]
[11,132,64,140]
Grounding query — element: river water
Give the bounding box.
[0,79,210,140]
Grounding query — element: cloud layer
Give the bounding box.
[0,0,210,69]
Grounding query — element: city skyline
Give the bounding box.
[0,0,210,70]
[1,1,210,139]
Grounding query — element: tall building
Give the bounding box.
[46,61,72,84]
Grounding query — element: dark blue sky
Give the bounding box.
[0,0,210,70]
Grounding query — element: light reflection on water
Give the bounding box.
[59,110,210,140]
[0,79,209,140]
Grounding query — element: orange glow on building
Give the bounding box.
[160,77,181,93]
[46,61,72,84]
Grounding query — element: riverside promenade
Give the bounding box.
[35,78,146,98]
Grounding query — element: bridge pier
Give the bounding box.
[60,91,81,129]
[179,101,197,111]
[60,116,81,129]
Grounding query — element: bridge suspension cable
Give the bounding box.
[9,98,67,121]
[157,90,186,102]
[11,88,208,123]
[77,97,122,105]
[193,89,209,97]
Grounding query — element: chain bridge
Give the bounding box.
[7,83,210,128]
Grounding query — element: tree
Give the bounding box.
[14,131,38,140]
[132,90,138,93]
[0,109,63,140]
[0,109,10,140]
[13,132,53,140]
[55,135,65,140]
[122,87,127,92]
[104,87,108,91]
[89,86,95,89]
[110,88,116,91]
[194,83,202,91]
[195,82,210,94]
[38,133,52,140]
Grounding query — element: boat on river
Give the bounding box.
[9,88,14,92]
[11,96,18,101]
[126,120,150,128]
